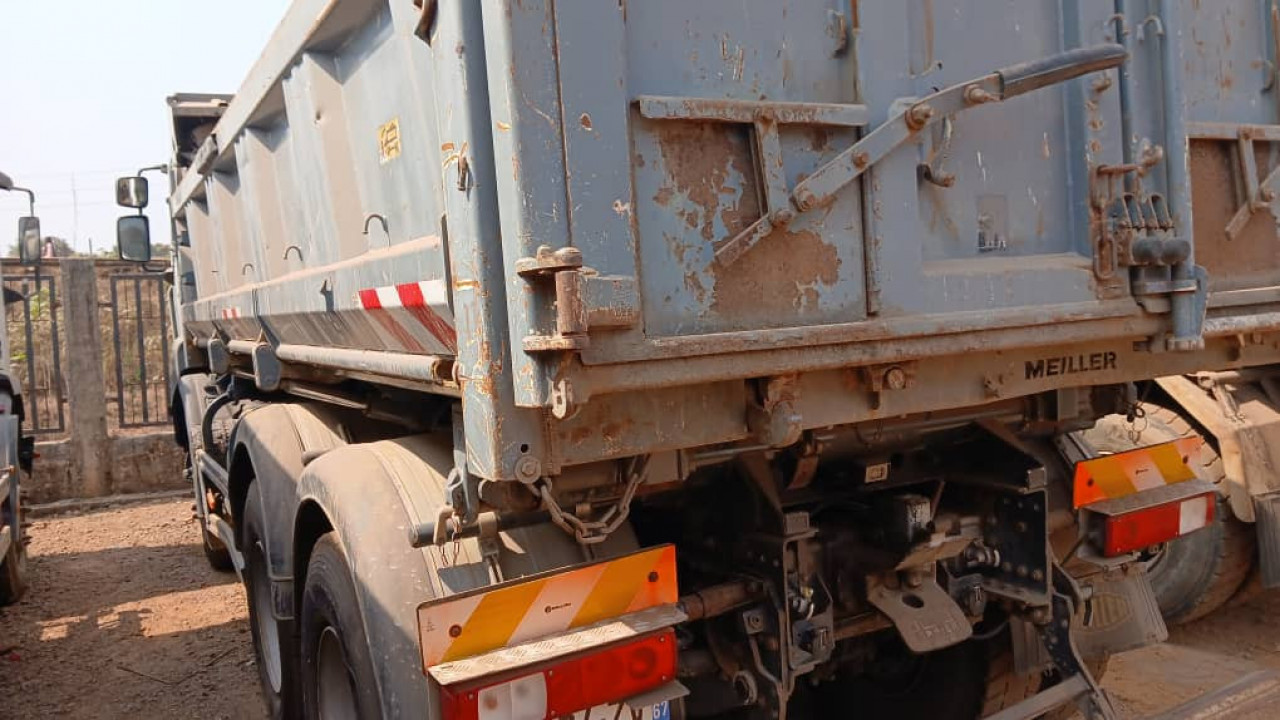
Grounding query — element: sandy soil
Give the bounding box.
[1,497,1279,719]
[0,499,264,719]
[1105,573,1280,719]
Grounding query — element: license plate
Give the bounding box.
[571,701,670,720]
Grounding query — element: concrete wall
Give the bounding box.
[28,432,186,504]
[14,258,186,502]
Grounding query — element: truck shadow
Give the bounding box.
[0,538,266,719]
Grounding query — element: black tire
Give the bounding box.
[983,641,1110,719]
[0,471,29,606]
[300,533,381,720]
[1085,406,1254,625]
[201,521,235,572]
[245,489,301,719]
[981,641,1041,717]
[0,532,28,605]
[810,634,991,719]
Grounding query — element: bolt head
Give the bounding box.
[514,455,541,481]
[883,366,908,390]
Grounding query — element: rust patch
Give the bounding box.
[710,229,840,318]
[654,121,758,243]
[1190,138,1280,291]
[1085,99,1104,132]
[579,113,593,131]
[684,271,707,305]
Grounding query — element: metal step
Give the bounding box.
[986,670,1280,720]
[1150,670,1280,720]
[986,675,1098,720]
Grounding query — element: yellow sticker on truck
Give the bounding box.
[417,544,678,670]
[378,117,401,164]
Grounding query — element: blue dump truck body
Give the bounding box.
[131,1,1280,718]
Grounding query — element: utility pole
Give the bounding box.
[71,173,80,251]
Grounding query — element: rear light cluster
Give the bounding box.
[1101,492,1214,556]
[439,631,676,720]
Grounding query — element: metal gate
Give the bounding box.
[109,273,172,429]
[3,273,64,435]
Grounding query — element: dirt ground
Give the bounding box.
[2,498,1280,719]
[1105,575,1280,718]
[0,499,264,719]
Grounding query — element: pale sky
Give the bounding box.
[0,0,291,254]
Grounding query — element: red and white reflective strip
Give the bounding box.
[438,631,676,720]
[220,307,241,320]
[1101,492,1215,556]
[356,280,456,355]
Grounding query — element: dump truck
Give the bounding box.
[113,1,1280,718]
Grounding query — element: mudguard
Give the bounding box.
[294,435,637,718]
[227,403,349,614]
[172,373,210,452]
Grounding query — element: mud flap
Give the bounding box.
[989,568,1119,720]
[1253,491,1280,589]
[1074,567,1168,659]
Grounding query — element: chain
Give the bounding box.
[537,455,650,545]
[434,513,462,567]
[1125,402,1148,444]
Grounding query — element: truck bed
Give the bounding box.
[169,0,1280,481]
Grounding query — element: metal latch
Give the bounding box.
[638,44,1126,267]
[516,245,639,353]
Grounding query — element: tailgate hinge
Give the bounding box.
[516,245,639,354]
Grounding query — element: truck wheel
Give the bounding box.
[0,533,28,605]
[811,634,990,719]
[201,522,235,572]
[300,533,381,720]
[245,488,300,719]
[1085,407,1254,625]
[982,641,1109,718]
[0,470,29,606]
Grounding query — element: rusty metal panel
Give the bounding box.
[164,0,1280,480]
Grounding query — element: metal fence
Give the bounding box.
[3,273,64,435]
[108,273,172,429]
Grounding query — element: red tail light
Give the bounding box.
[439,631,677,720]
[1101,492,1214,556]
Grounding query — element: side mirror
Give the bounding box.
[17,217,41,267]
[117,215,152,263]
[115,176,149,209]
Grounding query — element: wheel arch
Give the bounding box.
[289,434,608,718]
[291,436,456,717]
[226,403,349,580]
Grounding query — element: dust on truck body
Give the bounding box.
[1076,0,1280,632]
[141,0,1280,718]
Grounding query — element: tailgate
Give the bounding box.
[490,1,1186,394]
